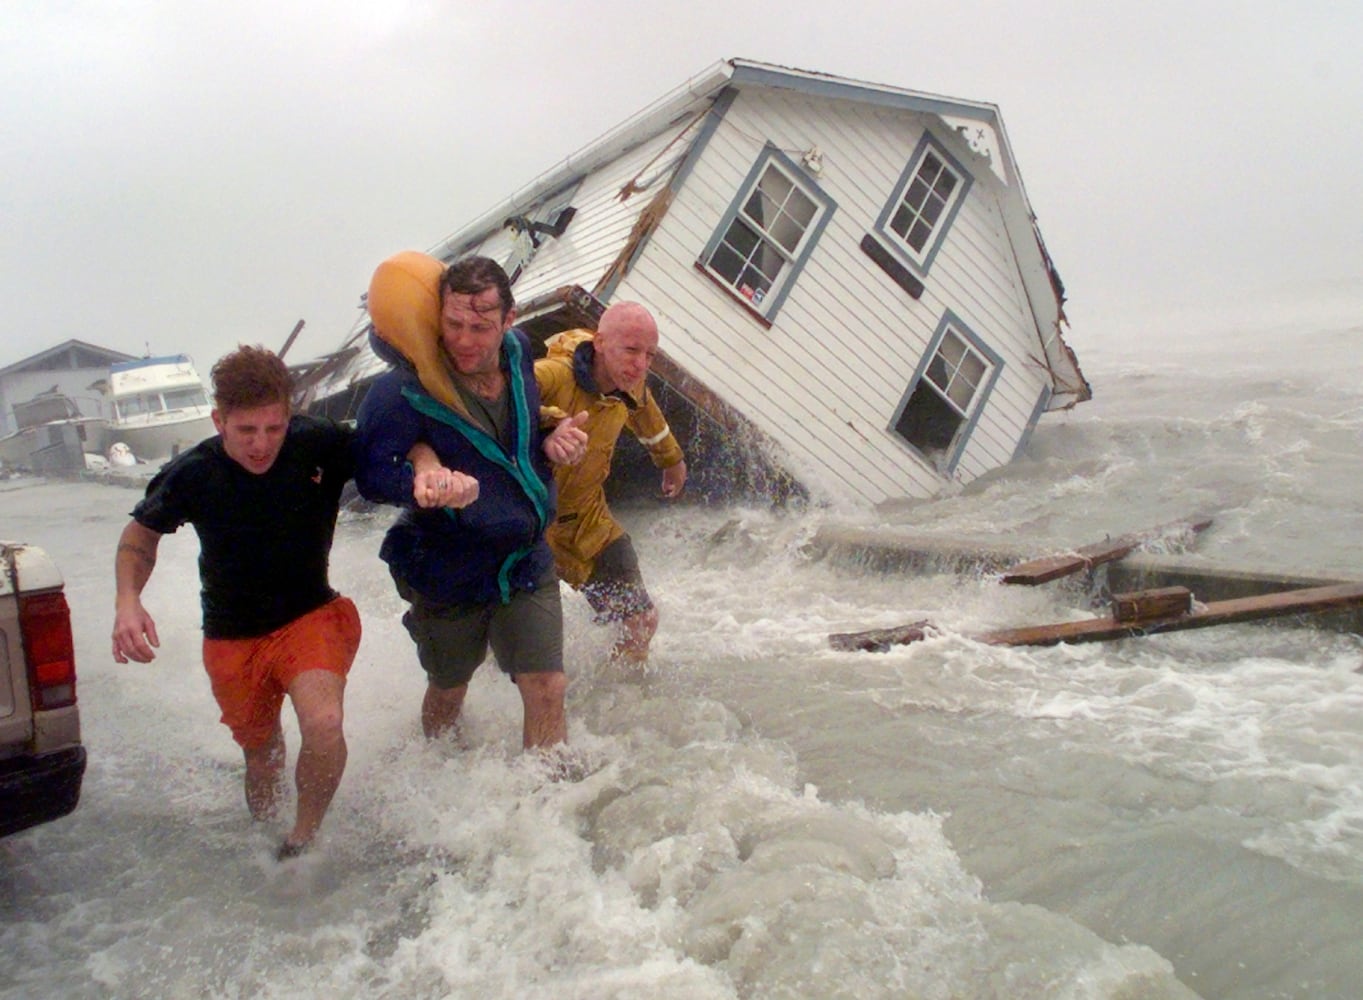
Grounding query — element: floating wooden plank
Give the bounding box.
[827,583,1363,652]
[828,620,931,653]
[999,514,1215,585]
[1111,586,1193,623]
[981,582,1363,647]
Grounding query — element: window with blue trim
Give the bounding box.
[890,314,1001,470]
[876,133,972,275]
[699,146,833,320]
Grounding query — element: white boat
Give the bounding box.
[105,355,215,462]
[0,391,108,473]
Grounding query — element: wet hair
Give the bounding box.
[441,255,515,319]
[210,344,292,414]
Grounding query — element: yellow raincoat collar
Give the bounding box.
[543,328,643,410]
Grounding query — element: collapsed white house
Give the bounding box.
[296,58,1089,506]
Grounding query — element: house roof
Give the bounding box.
[430,59,1029,255]
[0,339,139,378]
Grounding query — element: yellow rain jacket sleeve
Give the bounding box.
[536,329,684,587]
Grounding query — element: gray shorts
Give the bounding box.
[581,535,654,624]
[395,569,564,689]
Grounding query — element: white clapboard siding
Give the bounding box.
[302,122,711,405]
[617,86,1053,505]
[511,122,702,305]
[424,97,717,311]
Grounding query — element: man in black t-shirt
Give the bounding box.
[111,345,360,861]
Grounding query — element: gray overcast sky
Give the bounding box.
[3,1,1360,372]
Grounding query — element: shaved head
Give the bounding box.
[597,301,657,342]
[593,301,659,393]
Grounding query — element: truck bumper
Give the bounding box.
[0,745,87,837]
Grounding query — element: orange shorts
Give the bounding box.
[202,596,361,749]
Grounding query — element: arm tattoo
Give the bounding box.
[117,542,156,569]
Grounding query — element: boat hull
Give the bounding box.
[105,415,215,463]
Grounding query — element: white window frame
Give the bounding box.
[875,132,972,276]
[698,144,834,321]
[888,311,1002,474]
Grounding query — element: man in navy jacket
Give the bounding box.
[356,253,586,748]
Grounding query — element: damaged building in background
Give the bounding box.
[294,57,1089,506]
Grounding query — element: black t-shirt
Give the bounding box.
[133,415,356,639]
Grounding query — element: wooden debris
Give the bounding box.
[828,620,931,653]
[980,582,1363,646]
[827,583,1363,653]
[1110,586,1193,623]
[999,515,1214,585]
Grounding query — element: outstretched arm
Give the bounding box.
[112,520,163,663]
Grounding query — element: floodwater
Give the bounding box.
[2,319,1362,999]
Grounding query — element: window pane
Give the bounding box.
[759,166,793,206]
[925,354,949,391]
[890,205,913,239]
[959,352,986,387]
[724,217,761,258]
[920,194,946,227]
[164,388,206,409]
[736,262,776,305]
[751,244,784,284]
[932,171,957,200]
[894,382,961,454]
[940,331,965,367]
[908,220,933,252]
[785,188,817,228]
[709,243,745,284]
[768,210,806,253]
[744,188,775,226]
[945,373,975,411]
[905,178,930,212]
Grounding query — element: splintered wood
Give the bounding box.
[1110,586,1193,623]
[826,513,1363,652]
[829,583,1363,652]
[976,583,1363,648]
[998,514,1214,585]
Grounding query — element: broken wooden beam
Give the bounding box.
[999,514,1215,585]
[828,620,931,653]
[827,582,1363,652]
[981,582,1363,646]
[1111,586,1193,623]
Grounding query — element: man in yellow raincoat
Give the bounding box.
[535,302,686,663]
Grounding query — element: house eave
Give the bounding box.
[427,60,735,260]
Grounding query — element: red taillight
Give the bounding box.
[19,590,77,710]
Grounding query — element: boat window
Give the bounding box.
[889,312,1002,474]
[698,144,834,322]
[163,388,208,410]
[874,132,972,277]
[116,394,165,419]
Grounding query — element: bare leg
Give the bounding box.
[282,669,347,851]
[610,607,659,664]
[243,725,286,821]
[422,682,468,740]
[515,671,567,748]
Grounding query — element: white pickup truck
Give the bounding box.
[0,540,85,837]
